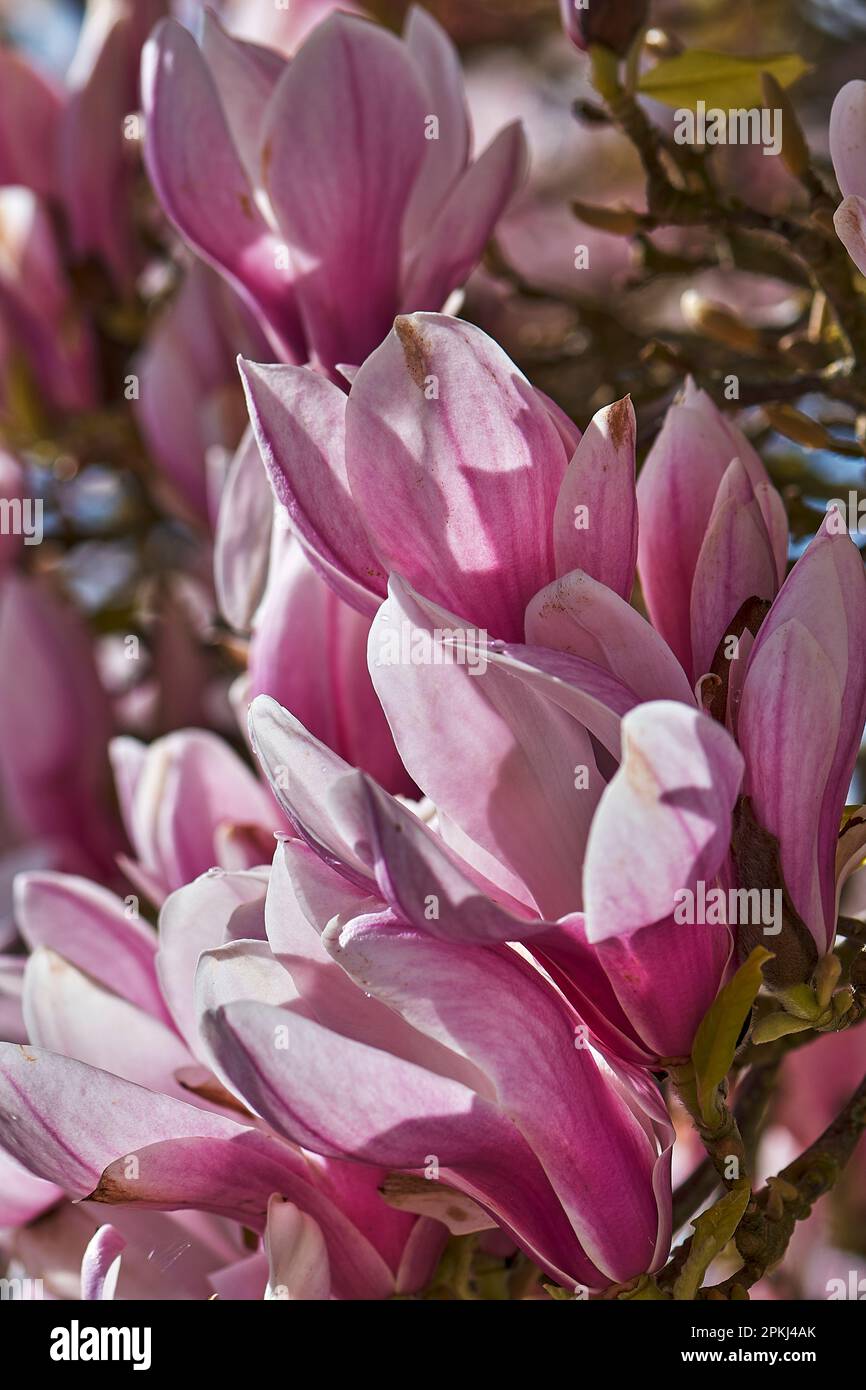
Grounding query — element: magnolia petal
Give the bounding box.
[214,427,275,631]
[346,314,567,641]
[370,577,603,917]
[264,1197,330,1299]
[830,80,866,201]
[327,918,670,1284]
[739,620,840,946]
[553,397,638,600]
[239,358,385,614]
[15,872,167,1024]
[401,123,526,311]
[583,702,744,942]
[834,194,866,278]
[401,5,470,250]
[0,1045,238,1197]
[526,571,696,706]
[142,20,303,359]
[81,1225,126,1301]
[689,492,778,680]
[200,11,286,186]
[23,948,194,1096]
[261,13,426,369]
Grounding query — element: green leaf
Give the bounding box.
[673,1179,751,1301]
[618,1275,669,1301]
[692,946,772,1124]
[750,1012,814,1045]
[637,51,809,110]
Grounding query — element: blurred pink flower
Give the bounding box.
[0,575,121,880]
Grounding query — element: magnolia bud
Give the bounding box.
[560,0,649,57]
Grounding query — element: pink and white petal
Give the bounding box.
[526,571,696,706]
[738,620,840,946]
[238,358,385,614]
[23,949,195,1096]
[830,80,866,201]
[689,496,778,679]
[401,123,526,312]
[214,427,275,631]
[746,520,866,938]
[113,729,279,899]
[81,1225,126,1300]
[636,380,769,675]
[530,916,653,1067]
[261,848,491,1088]
[370,578,603,917]
[261,13,426,369]
[14,872,167,1024]
[208,1251,268,1300]
[401,5,471,250]
[0,1146,62,1226]
[594,917,732,1061]
[94,1130,401,1300]
[583,702,744,942]
[835,194,866,279]
[264,1197,331,1299]
[482,642,637,759]
[200,11,287,185]
[0,1045,240,1197]
[346,314,566,642]
[247,539,411,792]
[358,773,542,940]
[553,397,638,600]
[536,388,582,456]
[142,20,304,359]
[201,996,606,1286]
[248,695,374,886]
[158,867,270,1053]
[327,919,669,1284]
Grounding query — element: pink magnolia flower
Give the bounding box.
[243,323,866,989]
[830,80,866,276]
[636,378,788,684]
[142,9,526,372]
[189,832,673,1289]
[108,727,283,904]
[531,499,866,980]
[240,312,581,639]
[245,563,744,1071]
[0,867,449,1300]
[0,576,121,881]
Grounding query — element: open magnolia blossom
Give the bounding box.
[1,0,866,1314]
[142,8,526,374]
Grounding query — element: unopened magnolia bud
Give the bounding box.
[560,0,649,58]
